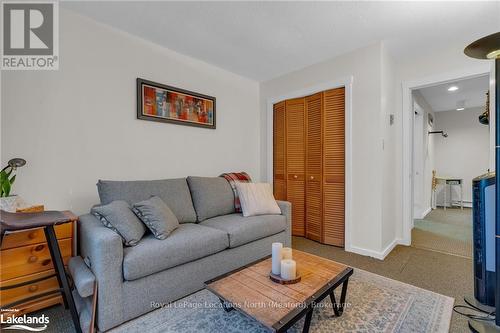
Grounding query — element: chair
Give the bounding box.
[0,210,82,333]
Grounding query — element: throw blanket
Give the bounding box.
[219,172,252,213]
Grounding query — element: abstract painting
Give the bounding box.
[137,78,216,129]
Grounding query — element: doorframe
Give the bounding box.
[266,76,353,251]
[412,104,425,221]
[401,65,491,246]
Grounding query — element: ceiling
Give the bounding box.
[62,1,500,82]
[417,75,489,112]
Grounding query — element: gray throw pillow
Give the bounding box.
[132,196,179,240]
[91,200,147,246]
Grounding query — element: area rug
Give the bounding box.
[38,268,453,333]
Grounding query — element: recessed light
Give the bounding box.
[456,107,465,111]
[448,86,459,92]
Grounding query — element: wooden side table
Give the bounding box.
[0,206,76,317]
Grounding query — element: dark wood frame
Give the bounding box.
[136,78,216,129]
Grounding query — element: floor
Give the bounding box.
[412,207,473,258]
[293,236,473,333]
[24,236,471,333]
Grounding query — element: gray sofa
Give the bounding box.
[78,177,292,332]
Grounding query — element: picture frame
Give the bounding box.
[137,78,216,129]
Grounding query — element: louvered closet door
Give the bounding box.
[273,101,286,200]
[305,93,323,242]
[285,97,306,237]
[322,88,345,246]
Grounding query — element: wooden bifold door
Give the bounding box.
[273,87,345,247]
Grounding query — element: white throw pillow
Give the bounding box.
[235,182,282,217]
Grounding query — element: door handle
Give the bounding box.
[310,176,314,180]
[293,175,298,179]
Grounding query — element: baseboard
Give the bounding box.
[380,239,399,259]
[348,239,399,260]
[420,207,432,219]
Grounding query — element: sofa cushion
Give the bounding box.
[91,200,146,246]
[123,223,229,281]
[200,214,286,248]
[132,196,179,240]
[187,176,235,221]
[97,179,197,223]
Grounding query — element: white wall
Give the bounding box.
[393,39,492,242]
[1,9,260,214]
[434,107,490,206]
[412,91,435,218]
[260,43,385,257]
[380,43,398,251]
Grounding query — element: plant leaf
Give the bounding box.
[2,180,11,197]
[10,174,16,186]
[0,171,7,197]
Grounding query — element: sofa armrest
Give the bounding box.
[276,200,292,246]
[78,213,124,330]
[68,256,95,298]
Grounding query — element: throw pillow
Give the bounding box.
[234,182,282,217]
[91,200,147,246]
[132,196,179,239]
[219,172,252,213]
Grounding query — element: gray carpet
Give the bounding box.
[292,237,473,333]
[412,208,472,258]
[25,267,453,333]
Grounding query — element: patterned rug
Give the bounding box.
[37,268,453,333]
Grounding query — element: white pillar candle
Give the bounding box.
[280,259,296,280]
[281,247,292,260]
[271,242,283,275]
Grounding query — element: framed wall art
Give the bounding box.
[137,78,216,129]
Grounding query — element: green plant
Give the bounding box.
[0,158,26,197]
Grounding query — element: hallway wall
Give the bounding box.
[434,107,490,206]
[412,91,436,218]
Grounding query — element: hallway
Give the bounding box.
[412,207,472,258]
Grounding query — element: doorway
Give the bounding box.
[409,75,490,258]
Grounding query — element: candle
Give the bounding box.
[280,259,296,280]
[271,242,283,275]
[282,247,292,260]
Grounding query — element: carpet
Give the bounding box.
[36,268,453,333]
[412,228,472,259]
[412,208,472,259]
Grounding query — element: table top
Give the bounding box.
[205,250,353,331]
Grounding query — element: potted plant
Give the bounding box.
[0,158,26,212]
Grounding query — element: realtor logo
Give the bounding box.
[1,1,59,70]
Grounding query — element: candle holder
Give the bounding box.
[269,271,302,285]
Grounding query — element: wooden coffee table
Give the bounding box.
[205,250,353,333]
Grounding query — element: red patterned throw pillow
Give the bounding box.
[219,172,252,213]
